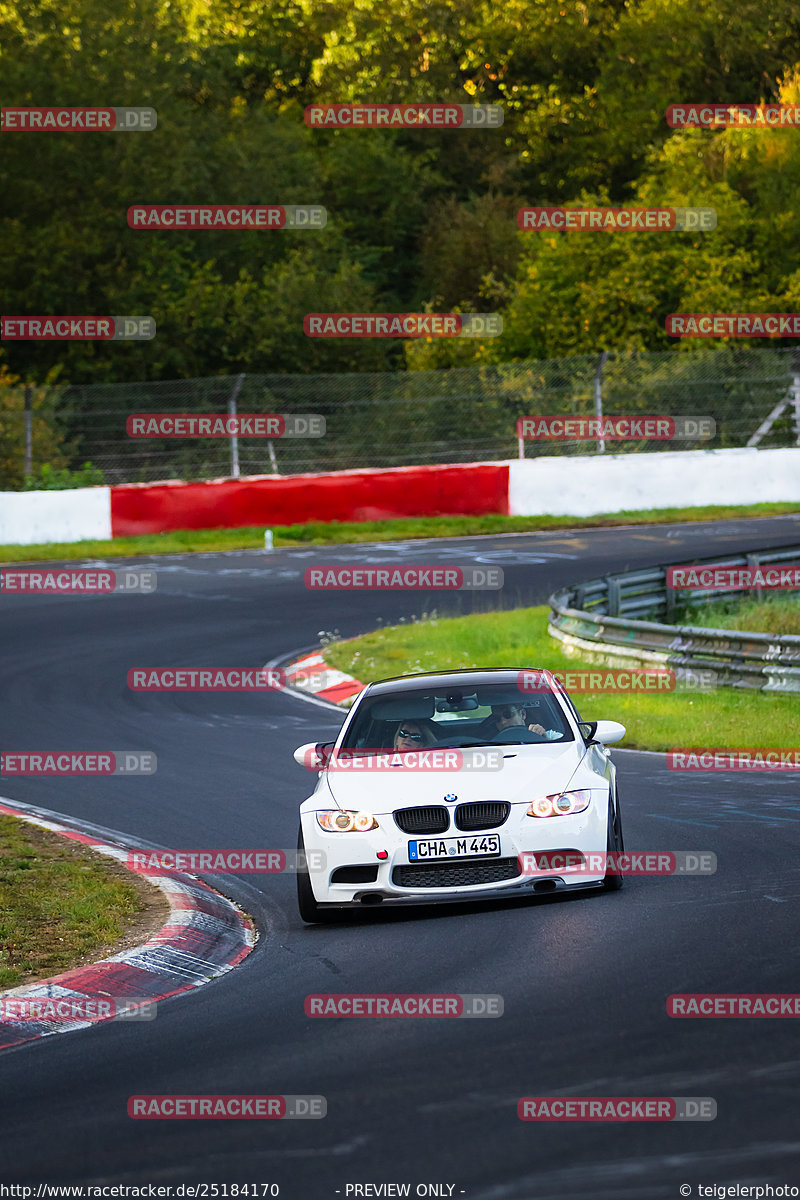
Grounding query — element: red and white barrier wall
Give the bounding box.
[508,446,800,518]
[109,462,509,537]
[1,449,799,545]
[1,486,113,545]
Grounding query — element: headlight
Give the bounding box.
[526,789,592,818]
[316,810,379,832]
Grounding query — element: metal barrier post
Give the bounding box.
[664,571,676,623]
[594,350,609,453]
[24,385,32,478]
[605,576,620,616]
[228,373,245,479]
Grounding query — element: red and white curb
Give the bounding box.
[283,652,363,706]
[0,799,256,1052]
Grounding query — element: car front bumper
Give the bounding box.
[299,797,611,907]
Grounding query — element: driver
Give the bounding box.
[479,703,560,740]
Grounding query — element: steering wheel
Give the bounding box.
[488,727,547,744]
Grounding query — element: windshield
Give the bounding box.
[339,684,574,754]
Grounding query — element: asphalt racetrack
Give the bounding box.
[2,514,800,1198]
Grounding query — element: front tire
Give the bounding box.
[297,824,339,923]
[602,791,625,892]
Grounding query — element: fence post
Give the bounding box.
[24,385,32,478]
[227,373,245,478]
[791,371,800,447]
[746,397,789,447]
[594,350,609,453]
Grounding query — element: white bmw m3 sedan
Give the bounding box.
[294,668,626,923]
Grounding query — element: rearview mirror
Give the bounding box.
[436,696,479,712]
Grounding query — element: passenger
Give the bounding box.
[392,719,438,751]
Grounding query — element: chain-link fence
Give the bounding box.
[2,346,800,488]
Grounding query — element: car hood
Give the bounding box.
[322,742,591,811]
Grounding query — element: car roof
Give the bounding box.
[363,668,556,694]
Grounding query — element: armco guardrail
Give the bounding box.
[548,543,800,692]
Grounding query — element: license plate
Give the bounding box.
[408,835,501,862]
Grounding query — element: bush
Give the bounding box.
[23,462,106,490]
[0,376,73,489]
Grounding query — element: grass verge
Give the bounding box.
[323,606,800,752]
[1,501,798,562]
[677,594,800,636]
[0,815,168,989]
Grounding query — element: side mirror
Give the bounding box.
[293,741,334,769]
[583,720,626,746]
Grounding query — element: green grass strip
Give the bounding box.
[676,593,800,636]
[1,502,798,562]
[323,605,800,752]
[0,815,153,989]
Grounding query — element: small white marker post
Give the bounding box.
[264,529,273,551]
